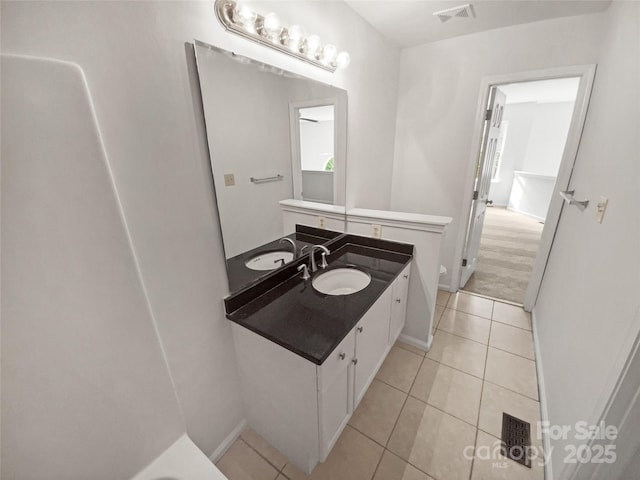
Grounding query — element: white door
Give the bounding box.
[460,87,506,288]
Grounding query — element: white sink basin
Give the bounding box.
[245,250,294,271]
[312,267,371,296]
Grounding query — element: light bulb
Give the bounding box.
[321,44,337,65]
[263,12,283,40]
[336,51,351,69]
[305,34,321,58]
[286,25,305,51]
[232,3,257,29]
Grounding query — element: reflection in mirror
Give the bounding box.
[193,40,347,293]
[291,104,336,204]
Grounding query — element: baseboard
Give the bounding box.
[209,418,247,463]
[506,206,546,223]
[531,309,553,480]
[438,282,451,291]
[398,333,431,352]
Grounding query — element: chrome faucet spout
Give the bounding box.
[279,237,297,258]
[309,245,330,272]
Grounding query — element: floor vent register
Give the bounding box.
[501,412,532,468]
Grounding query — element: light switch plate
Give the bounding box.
[372,224,382,239]
[595,196,608,223]
[224,173,235,187]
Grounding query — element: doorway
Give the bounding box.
[463,78,580,304]
[456,66,596,310]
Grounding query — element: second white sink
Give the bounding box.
[312,267,371,296]
[245,251,294,271]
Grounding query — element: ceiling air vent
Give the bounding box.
[433,3,475,22]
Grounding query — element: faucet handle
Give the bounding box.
[320,252,328,269]
[297,264,310,280]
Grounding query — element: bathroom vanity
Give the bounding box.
[225,234,412,474]
[194,40,448,474]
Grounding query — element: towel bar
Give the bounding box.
[250,174,284,184]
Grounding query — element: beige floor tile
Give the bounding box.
[489,322,535,360]
[241,427,289,471]
[281,462,307,480]
[349,379,407,446]
[478,382,543,444]
[485,348,539,400]
[410,358,482,425]
[376,346,423,392]
[217,439,279,480]
[387,397,476,480]
[471,430,545,480]
[438,308,491,344]
[492,302,532,331]
[283,425,383,480]
[396,340,427,357]
[373,450,434,480]
[436,289,451,307]
[447,292,494,319]
[425,331,487,378]
[275,476,286,480]
[432,305,446,333]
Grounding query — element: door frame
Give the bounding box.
[288,97,339,204]
[453,65,597,311]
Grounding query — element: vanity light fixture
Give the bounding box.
[214,0,350,72]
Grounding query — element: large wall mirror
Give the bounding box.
[194,40,348,292]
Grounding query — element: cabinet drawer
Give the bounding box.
[317,329,355,391]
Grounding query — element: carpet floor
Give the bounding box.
[463,207,544,304]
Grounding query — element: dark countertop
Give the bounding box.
[226,240,412,365]
[225,225,342,292]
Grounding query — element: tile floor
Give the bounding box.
[217,291,545,480]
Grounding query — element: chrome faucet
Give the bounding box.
[309,245,330,273]
[297,264,310,280]
[279,237,297,258]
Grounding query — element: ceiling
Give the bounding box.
[500,77,581,104]
[345,0,612,48]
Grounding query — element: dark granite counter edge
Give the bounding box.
[225,234,414,315]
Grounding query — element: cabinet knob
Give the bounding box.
[339,352,346,360]
[357,326,364,333]
[403,274,409,279]
[352,358,358,365]
[396,298,401,303]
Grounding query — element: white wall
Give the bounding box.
[300,120,334,171]
[521,101,575,175]
[0,0,400,471]
[533,2,640,478]
[491,102,535,205]
[491,101,574,207]
[507,172,557,221]
[390,12,606,289]
[1,54,185,480]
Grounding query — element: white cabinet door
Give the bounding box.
[389,264,411,345]
[318,362,352,461]
[353,288,392,407]
[317,330,355,461]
